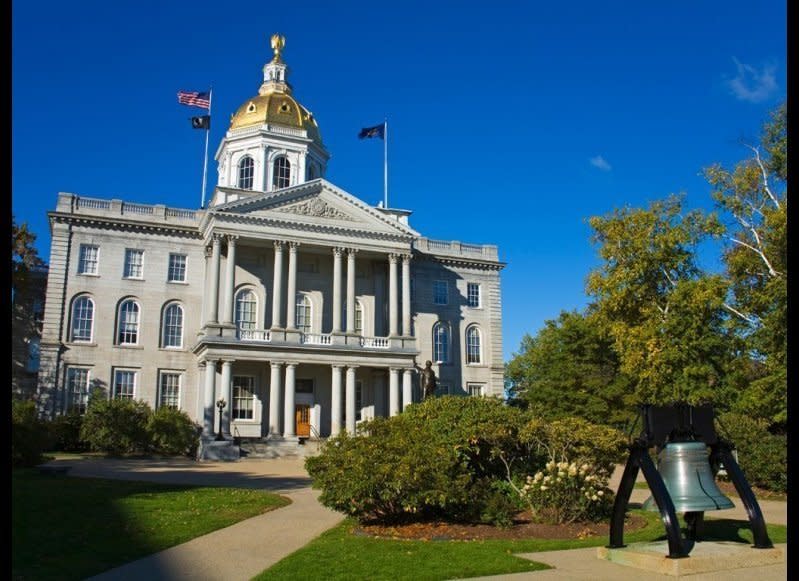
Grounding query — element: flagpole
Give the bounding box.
[200,87,213,209]
[383,118,388,208]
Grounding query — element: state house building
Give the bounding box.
[37,35,505,448]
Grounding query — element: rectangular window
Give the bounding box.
[158,372,181,409]
[232,376,255,420]
[168,253,187,282]
[467,283,481,308]
[66,367,91,414]
[113,369,137,400]
[434,280,448,305]
[78,244,99,275]
[467,383,484,397]
[123,249,144,279]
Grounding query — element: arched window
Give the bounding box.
[433,322,450,364]
[238,156,254,190]
[466,325,482,364]
[162,302,184,348]
[71,295,95,342]
[296,293,311,333]
[235,289,257,330]
[117,299,140,345]
[273,157,291,189]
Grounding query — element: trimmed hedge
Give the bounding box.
[716,412,787,493]
[12,400,49,467]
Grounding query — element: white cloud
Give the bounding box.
[726,58,778,103]
[589,155,612,172]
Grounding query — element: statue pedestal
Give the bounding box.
[197,436,240,461]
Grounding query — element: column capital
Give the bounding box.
[203,358,218,366]
[347,247,359,256]
[388,253,400,263]
[220,358,235,365]
[226,234,239,243]
[212,233,224,243]
[389,366,401,373]
[288,241,301,251]
[331,363,345,369]
[269,360,285,368]
[273,239,285,251]
[347,365,360,370]
[333,246,346,257]
[401,253,412,263]
[285,362,298,369]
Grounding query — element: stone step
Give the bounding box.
[238,438,325,459]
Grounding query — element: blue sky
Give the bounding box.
[12,1,786,361]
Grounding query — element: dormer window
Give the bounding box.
[273,157,291,189]
[238,156,254,190]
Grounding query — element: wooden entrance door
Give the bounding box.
[295,404,311,437]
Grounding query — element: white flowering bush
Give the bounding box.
[519,460,614,524]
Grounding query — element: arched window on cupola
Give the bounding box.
[273,157,291,190]
[238,156,254,190]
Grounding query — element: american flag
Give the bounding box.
[177,90,211,109]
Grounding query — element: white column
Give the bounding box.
[402,254,411,336]
[203,359,217,435]
[346,366,357,433]
[331,364,344,436]
[346,248,357,333]
[283,363,296,437]
[221,236,238,326]
[332,247,343,333]
[388,253,399,336]
[207,235,221,324]
[389,367,400,417]
[269,361,282,436]
[220,360,233,436]
[286,242,299,330]
[402,368,413,410]
[271,241,284,329]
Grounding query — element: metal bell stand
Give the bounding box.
[608,403,773,558]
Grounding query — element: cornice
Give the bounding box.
[413,251,506,271]
[49,212,202,239]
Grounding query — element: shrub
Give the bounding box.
[147,407,201,456]
[12,400,49,467]
[716,412,787,493]
[306,396,529,524]
[80,398,152,455]
[520,416,626,477]
[47,412,89,452]
[519,460,614,524]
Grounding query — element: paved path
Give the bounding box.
[40,457,786,581]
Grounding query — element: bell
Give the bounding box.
[642,441,735,513]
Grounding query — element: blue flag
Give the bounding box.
[358,123,385,139]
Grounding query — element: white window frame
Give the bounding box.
[467,282,481,308]
[113,368,137,400]
[273,156,291,190]
[466,325,482,364]
[65,367,91,414]
[296,293,312,333]
[70,295,95,343]
[467,383,484,397]
[123,248,144,279]
[238,156,254,190]
[162,302,184,348]
[158,371,182,409]
[117,299,141,345]
[168,253,187,283]
[434,280,448,305]
[235,289,258,330]
[78,244,99,275]
[232,375,256,420]
[433,322,450,364]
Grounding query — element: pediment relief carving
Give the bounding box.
[275,197,356,221]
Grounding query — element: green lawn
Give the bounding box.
[12,468,290,580]
[256,513,787,581]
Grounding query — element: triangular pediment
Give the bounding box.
[208,180,418,237]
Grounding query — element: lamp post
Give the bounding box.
[215,399,226,441]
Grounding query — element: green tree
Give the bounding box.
[586,195,738,407]
[703,103,787,427]
[12,217,45,292]
[505,310,634,429]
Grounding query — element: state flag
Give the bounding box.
[191,115,211,129]
[358,123,385,139]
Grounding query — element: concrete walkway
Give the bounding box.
[40,456,787,580]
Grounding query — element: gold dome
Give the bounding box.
[228,34,323,146]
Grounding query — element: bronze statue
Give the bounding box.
[419,360,438,400]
